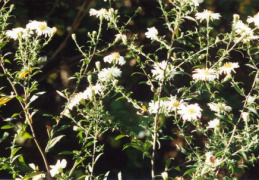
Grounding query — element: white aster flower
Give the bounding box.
[50,159,67,177]
[67,92,84,110]
[192,68,218,81]
[205,152,220,166]
[98,67,122,82]
[219,62,239,75]
[242,112,249,122]
[165,96,185,112]
[82,83,104,100]
[6,27,30,40]
[178,103,202,121]
[148,100,160,114]
[207,118,220,129]
[195,9,221,22]
[247,12,259,27]
[32,173,45,180]
[26,20,56,37]
[145,27,158,40]
[233,20,258,43]
[190,0,203,6]
[89,8,108,19]
[104,52,126,65]
[151,61,176,82]
[208,102,232,115]
[115,34,127,44]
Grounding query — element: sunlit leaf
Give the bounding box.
[45,135,65,153]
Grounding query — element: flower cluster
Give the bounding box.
[6,20,56,40]
[192,62,239,82]
[148,96,183,115]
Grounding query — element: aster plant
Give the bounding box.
[1,0,259,180]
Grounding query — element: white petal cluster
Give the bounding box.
[145,27,158,40]
[178,103,202,122]
[208,102,232,115]
[151,61,176,82]
[233,20,258,43]
[98,67,122,82]
[50,159,67,177]
[115,33,127,44]
[148,97,183,116]
[192,68,218,81]
[26,20,56,37]
[89,8,115,21]
[219,62,239,75]
[6,27,31,40]
[207,118,220,129]
[104,52,126,65]
[205,152,220,166]
[195,10,221,22]
[247,12,259,27]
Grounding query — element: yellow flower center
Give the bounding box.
[38,24,46,30]
[223,63,232,68]
[188,108,195,114]
[204,69,210,75]
[111,52,120,60]
[172,100,180,107]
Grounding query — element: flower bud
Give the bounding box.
[95,61,101,71]
[233,14,240,24]
[71,33,76,41]
[87,75,92,84]
[161,172,168,180]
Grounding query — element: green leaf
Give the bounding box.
[59,151,74,155]
[240,151,248,161]
[11,147,21,158]
[45,135,65,153]
[115,134,126,140]
[231,81,245,96]
[183,168,196,176]
[0,132,9,143]
[29,91,46,104]
[1,125,14,129]
[19,130,33,139]
[176,144,186,154]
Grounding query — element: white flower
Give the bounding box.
[192,68,218,81]
[6,27,30,40]
[195,10,221,22]
[247,12,259,27]
[151,61,176,82]
[205,152,220,166]
[145,27,158,40]
[98,67,122,82]
[82,83,104,100]
[26,20,56,37]
[190,0,203,6]
[178,103,202,121]
[148,100,160,114]
[208,102,232,115]
[207,118,220,129]
[233,20,258,43]
[166,96,185,112]
[104,52,126,65]
[89,8,108,19]
[242,112,249,122]
[115,34,127,44]
[50,159,67,177]
[67,92,84,110]
[161,172,168,180]
[219,62,239,75]
[32,173,45,180]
